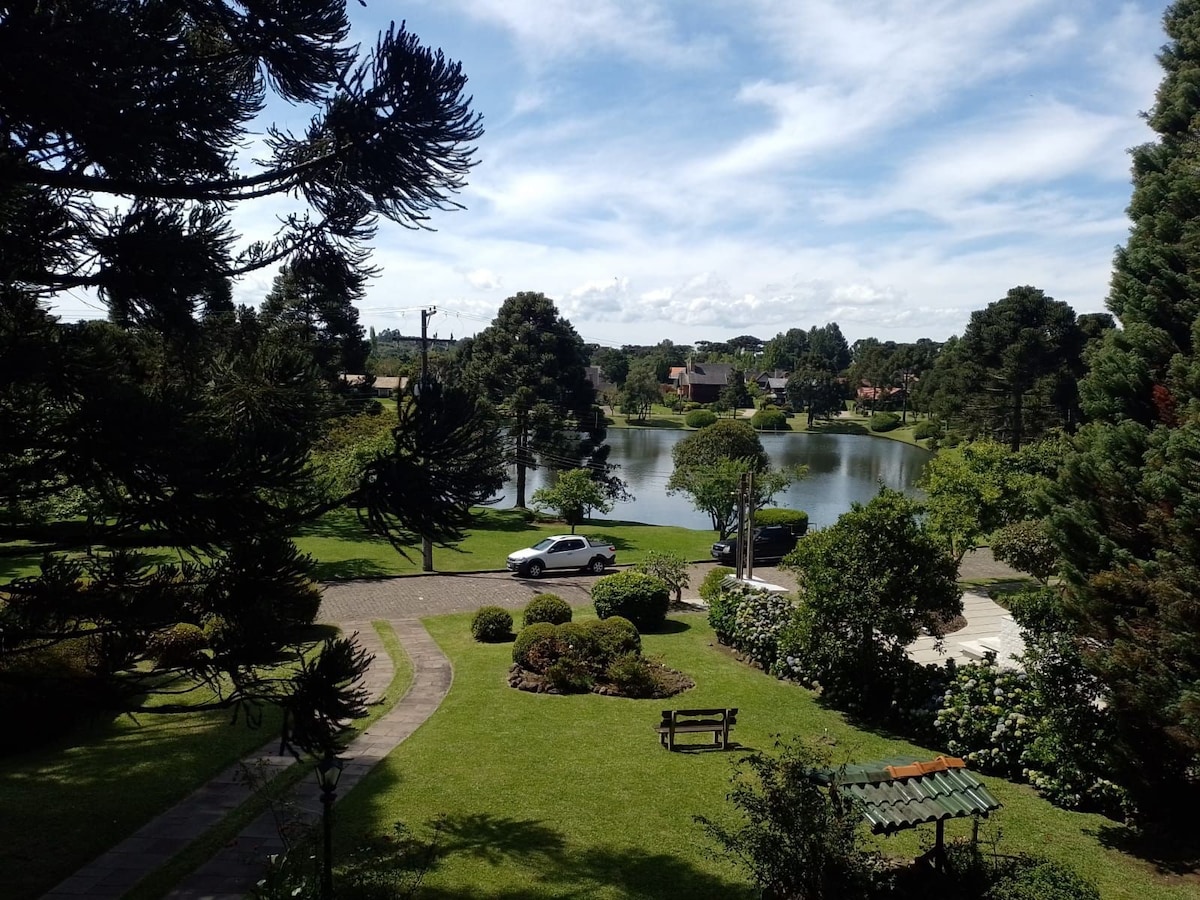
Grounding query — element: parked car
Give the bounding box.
[710,525,798,566]
[506,535,617,578]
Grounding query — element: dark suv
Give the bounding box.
[710,525,798,566]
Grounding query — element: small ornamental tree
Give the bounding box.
[633,550,690,604]
[991,519,1058,583]
[531,468,613,533]
[696,738,879,900]
[782,487,960,714]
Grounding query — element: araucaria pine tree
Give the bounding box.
[1048,0,1200,818]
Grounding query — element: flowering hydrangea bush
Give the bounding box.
[730,591,796,669]
[935,660,1033,776]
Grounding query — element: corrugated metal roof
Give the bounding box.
[813,757,1001,835]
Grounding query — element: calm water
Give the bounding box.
[493,429,930,531]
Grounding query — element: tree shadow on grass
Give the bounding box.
[312,558,395,581]
[1088,820,1200,878]
[411,811,749,899]
[651,618,692,635]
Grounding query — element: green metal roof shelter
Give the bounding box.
[812,756,1001,870]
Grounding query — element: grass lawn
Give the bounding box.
[333,612,1194,900]
[293,507,719,581]
[0,622,411,900]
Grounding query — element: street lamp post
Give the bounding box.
[315,751,344,900]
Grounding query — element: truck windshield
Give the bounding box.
[532,539,555,551]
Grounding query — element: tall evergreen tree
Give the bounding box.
[0,1,484,750]
[1048,1,1200,818]
[456,292,607,508]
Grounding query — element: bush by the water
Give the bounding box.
[912,420,941,440]
[699,566,735,603]
[522,594,572,626]
[750,408,789,431]
[591,571,670,631]
[869,411,900,432]
[685,409,718,429]
[754,508,809,535]
[471,606,514,642]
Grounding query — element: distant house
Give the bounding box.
[340,373,409,398]
[856,382,907,411]
[674,361,734,403]
[751,370,790,404]
[584,365,616,398]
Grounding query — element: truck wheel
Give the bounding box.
[526,560,544,578]
[588,557,606,575]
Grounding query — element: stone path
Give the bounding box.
[42,549,1021,899]
[906,592,1017,666]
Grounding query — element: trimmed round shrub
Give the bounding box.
[591,571,670,631]
[146,623,208,668]
[699,566,735,603]
[512,623,559,672]
[606,653,658,698]
[523,594,572,627]
[912,420,942,440]
[555,621,600,663]
[685,409,718,429]
[588,615,641,662]
[471,606,514,642]
[869,411,901,432]
[750,408,789,431]
[753,508,809,536]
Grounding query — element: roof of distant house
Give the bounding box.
[681,362,734,385]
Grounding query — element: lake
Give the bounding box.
[493,428,930,531]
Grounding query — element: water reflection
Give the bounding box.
[492,429,930,532]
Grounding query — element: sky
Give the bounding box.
[54,1,1173,348]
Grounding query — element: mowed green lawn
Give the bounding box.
[334,612,1193,900]
[293,507,719,581]
[0,622,412,900]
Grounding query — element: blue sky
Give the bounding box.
[56,2,1173,347]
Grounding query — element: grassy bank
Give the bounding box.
[331,611,1192,900]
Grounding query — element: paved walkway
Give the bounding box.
[43,549,1021,899]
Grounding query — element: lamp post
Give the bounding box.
[315,751,344,900]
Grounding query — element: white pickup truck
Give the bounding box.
[506,535,617,578]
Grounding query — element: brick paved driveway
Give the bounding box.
[317,548,1017,624]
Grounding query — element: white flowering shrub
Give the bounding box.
[935,660,1033,776]
[730,591,796,670]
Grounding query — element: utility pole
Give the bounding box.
[420,306,437,573]
[745,470,756,582]
[734,472,748,581]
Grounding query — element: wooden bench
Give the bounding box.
[655,708,738,751]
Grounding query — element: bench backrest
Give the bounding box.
[659,708,738,725]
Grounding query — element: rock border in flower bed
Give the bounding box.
[507,659,694,698]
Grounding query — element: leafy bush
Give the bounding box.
[606,653,659,698]
[696,737,880,900]
[685,409,717,428]
[729,590,796,670]
[707,587,743,645]
[633,550,689,603]
[750,408,789,431]
[868,411,900,432]
[754,508,809,535]
[471,606,514,642]
[146,623,208,668]
[512,623,559,672]
[699,566,735,602]
[935,661,1033,776]
[991,519,1058,583]
[588,616,641,662]
[682,401,702,411]
[555,621,599,664]
[522,594,572,626]
[591,571,670,631]
[912,420,942,440]
[545,656,594,693]
[986,858,1100,900]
